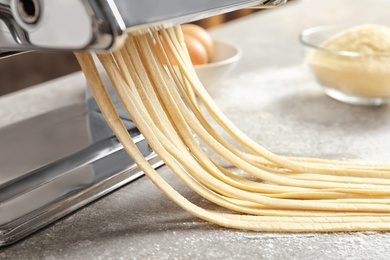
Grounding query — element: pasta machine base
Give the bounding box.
[0,89,164,246]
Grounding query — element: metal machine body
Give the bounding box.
[0,0,286,246]
[0,0,286,51]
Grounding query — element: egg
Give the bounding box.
[181,24,214,60]
[155,37,177,65]
[155,24,212,65]
[183,34,208,65]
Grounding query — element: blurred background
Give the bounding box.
[0,8,262,96]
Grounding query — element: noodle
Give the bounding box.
[75,26,390,232]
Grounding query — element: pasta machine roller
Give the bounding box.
[0,0,287,246]
[0,0,286,51]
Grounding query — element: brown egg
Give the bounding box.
[181,24,214,61]
[183,34,209,65]
[155,36,177,65]
[155,31,209,65]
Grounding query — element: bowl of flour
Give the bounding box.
[300,24,390,106]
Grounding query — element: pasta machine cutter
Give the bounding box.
[0,0,286,246]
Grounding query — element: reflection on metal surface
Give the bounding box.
[0,0,282,51]
[0,51,26,59]
[0,88,163,246]
[0,0,124,51]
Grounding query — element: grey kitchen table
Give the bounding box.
[2,0,390,259]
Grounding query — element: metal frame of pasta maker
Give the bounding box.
[0,0,287,246]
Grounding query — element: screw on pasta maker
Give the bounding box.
[16,0,40,24]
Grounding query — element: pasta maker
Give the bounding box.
[0,0,287,246]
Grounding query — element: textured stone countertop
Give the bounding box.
[3,0,390,259]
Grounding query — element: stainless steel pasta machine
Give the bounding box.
[0,0,286,246]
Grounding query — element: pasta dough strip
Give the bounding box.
[74,54,390,232]
[74,25,390,232]
[153,30,390,194]
[161,27,390,178]
[110,37,390,207]
[133,34,390,208]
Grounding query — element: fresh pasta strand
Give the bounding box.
[75,25,390,232]
[161,27,390,177]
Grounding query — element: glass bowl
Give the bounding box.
[300,25,390,106]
